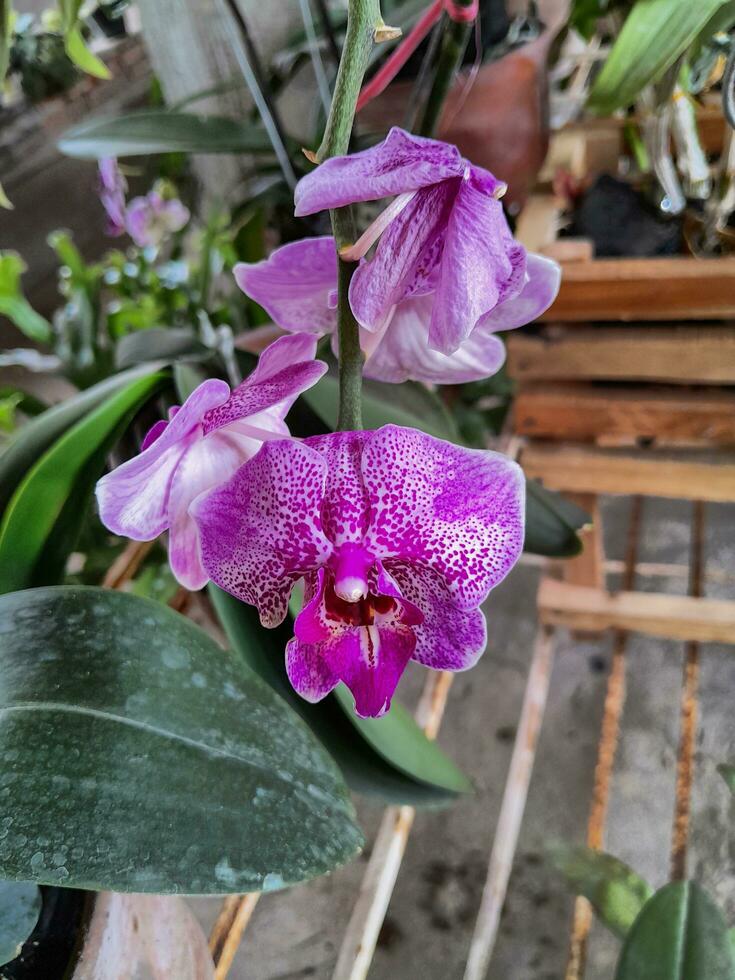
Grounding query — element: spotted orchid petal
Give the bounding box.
[429,175,526,354]
[95,379,230,540]
[192,439,333,627]
[166,430,252,590]
[202,333,326,433]
[294,127,464,216]
[386,561,487,671]
[234,237,338,336]
[362,425,525,609]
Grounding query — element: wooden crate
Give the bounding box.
[511,185,735,641]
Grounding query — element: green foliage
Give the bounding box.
[64,25,110,79]
[0,0,11,84]
[0,881,41,968]
[718,763,735,795]
[588,0,734,113]
[525,481,588,558]
[615,881,735,979]
[59,110,276,158]
[0,371,166,593]
[548,844,654,939]
[0,363,161,520]
[0,586,362,893]
[0,252,52,344]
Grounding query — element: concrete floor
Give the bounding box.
[190,494,735,980]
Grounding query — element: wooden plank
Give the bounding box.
[514,384,735,445]
[538,578,735,645]
[561,493,605,589]
[520,443,735,502]
[506,327,735,385]
[539,257,735,322]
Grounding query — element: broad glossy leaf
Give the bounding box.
[58,110,275,158]
[718,763,735,795]
[304,368,461,442]
[0,372,166,592]
[209,586,465,804]
[548,844,653,939]
[0,881,41,968]
[525,480,587,557]
[64,27,111,80]
[615,881,735,980]
[332,686,471,793]
[0,364,163,520]
[115,327,210,370]
[588,0,731,114]
[0,587,362,893]
[0,253,52,344]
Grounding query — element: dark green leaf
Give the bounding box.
[0,364,164,520]
[0,253,53,344]
[0,372,166,593]
[525,480,588,557]
[547,844,653,939]
[115,327,210,370]
[58,110,275,158]
[304,367,461,442]
[209,586,466,804]
[0,881,41,968]
[0,587,362,892]
[588,0,731,114]
[718,763,735,795]
[332,686,471,794]
[615,881,735,980]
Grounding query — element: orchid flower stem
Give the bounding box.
[318,0,397,431]
[417,2,475,138]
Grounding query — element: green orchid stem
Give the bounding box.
[417,5,475,139]
[317,0,394,432]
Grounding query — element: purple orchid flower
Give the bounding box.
[98,158,128,237]
[192,425,524,717]
[235,234,559,384]
[95,334,327,590]
[125,191,190,249]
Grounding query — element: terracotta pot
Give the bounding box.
[71,893,213,980]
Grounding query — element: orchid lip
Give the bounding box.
[339,190,417,262]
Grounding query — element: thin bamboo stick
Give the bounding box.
[462,625,556,980]
[670,501,705,881]
[331,671,454,980]
[102,538,154,589]
[565,497,643,980]
[209,894,261,979]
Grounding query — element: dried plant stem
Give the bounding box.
[565,496,643,980]
[463,626,556,980]
[331,670,453,980]
[670,500,705,881]
[209,893,261,979]
[102,539,154,589]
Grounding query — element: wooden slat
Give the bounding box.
[521,444,735,502]
[514,384,735,445]
[538,578,735,644]
[539,257,735,322]
[506,327,735,385]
